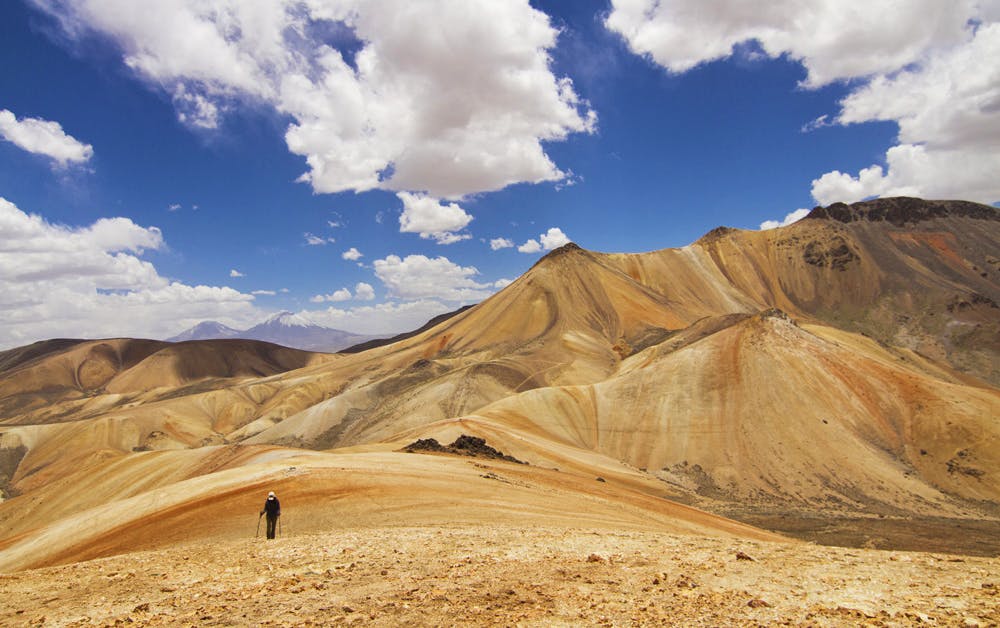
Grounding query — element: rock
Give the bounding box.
[747,598,771,608]
[735,551,754,561]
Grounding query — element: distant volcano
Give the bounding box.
[168,311,381,352]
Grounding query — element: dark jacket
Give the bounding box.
[261,496,281,518]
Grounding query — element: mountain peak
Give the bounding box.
[805,197,999,227]
[530,242,588,270]
[166,321,240,343]
[260,311,317,328]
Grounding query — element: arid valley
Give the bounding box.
[1,197,998,625]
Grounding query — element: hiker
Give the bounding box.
[260,491,281,539]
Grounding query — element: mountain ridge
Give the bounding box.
[168,311,382,352]
[1,197,998,571]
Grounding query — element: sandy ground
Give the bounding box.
[1,525,997,627]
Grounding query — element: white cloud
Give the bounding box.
[493,278,513,289]
[606,2,1000,207]
[354,282,375,301]
[229,269,244,278]
[342,247,363,261]
[518,227,570,253]
[328,288,353,302]
[0,197,257,348]
[252,289,276,296]
[812,22,1000,205]
[0,108,94,166]
[539,227,571,250]
[373,254,493,301]
[168,203,181,212]
[305,299,454,335]
[490,237,514,251]
[396,192,473,244]
[605,0,975,88]
[36,0,595,200]
[800,114,832,133]
[304,232,335,246]
[173,83,221,129]
[810,165,891,205]
[311,287,353,303]
[429,232,472,245]
[760,208,810,230]
[518,239,542,254]
[311,281,376,303]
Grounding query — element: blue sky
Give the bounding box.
[1,0,998,348]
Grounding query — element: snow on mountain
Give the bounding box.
[166,321,241,343]
[168,312,382,353]
[259,311,316,328]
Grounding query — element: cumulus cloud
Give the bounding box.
[252,289,276,296]
[0,197,257,348]
[518,227,570,253]
[760,208,810,230]
[229,269,244,278]
[397,192,473,244]
[539,227,571,250]
[490,237,514,251]
[493,278,513,289]
[354,282,375,301]
[0,108,94,166]
[35,0,595,200]
[311,282,375,303]
[605,0,974,88]
[311,288,352,303]
[812,22,1000,205]
[606,1,1000,206]
[342,247,362,261]
[373,254,493,301]
[518,239,542,254]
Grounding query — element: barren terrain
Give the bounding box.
[2,526,997,626]
[1,198,999,625]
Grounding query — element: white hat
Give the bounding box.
[268,491,275,498]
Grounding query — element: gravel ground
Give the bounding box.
[1,525,997,626]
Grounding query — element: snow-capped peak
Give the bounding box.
[261,310,316,328]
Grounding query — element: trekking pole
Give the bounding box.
[278,516,283,537]
[256,513,262,538]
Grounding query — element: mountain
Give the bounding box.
[169,311,381,352]
[1,197,998,573]
[166,321,241,342]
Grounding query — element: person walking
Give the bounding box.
[260,491,281,539]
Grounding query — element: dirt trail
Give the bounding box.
[1,525,996,626]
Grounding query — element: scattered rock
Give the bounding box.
[586,554,604,563]
[747,598,771,608]
[803,237,859,271]
[595,477,606,483]
[735,551,755,561]
[402,435,525,464]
